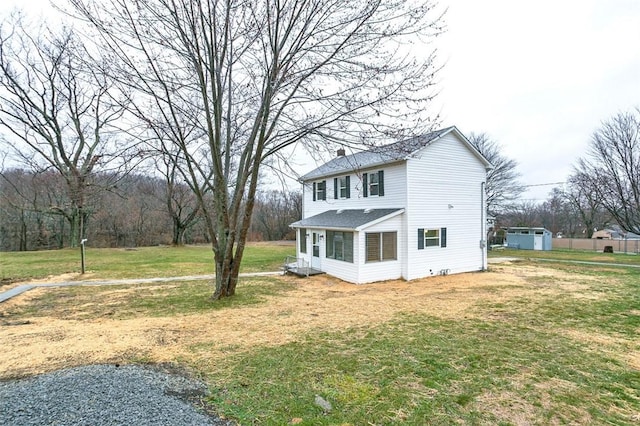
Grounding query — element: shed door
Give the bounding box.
[534,234,543,250]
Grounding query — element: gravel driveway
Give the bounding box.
[0,364,233,425]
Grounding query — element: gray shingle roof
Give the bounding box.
[300,127,456,181]
[291,208,404,231]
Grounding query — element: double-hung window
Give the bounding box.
[363,171,384,197]
[418,228,447,249]
[334,176,350,199]
[368,173,379,196]
[313,180,326,201]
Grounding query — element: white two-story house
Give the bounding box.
[289,126,492,284]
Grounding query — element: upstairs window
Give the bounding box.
[334,176,351,199]
[363,171,384,197]
[313,180,326,201]
[369,173,380,196]
[418,228,447,249]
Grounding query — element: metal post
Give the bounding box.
[80,238,87,274]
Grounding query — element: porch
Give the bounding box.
[283,256,324,277]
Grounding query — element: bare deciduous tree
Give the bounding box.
[154,155,201,246]
[89,172,173,247]
[562,174,610,238]
[575,109,640,234]
[0,168,71,250]
[69,0,444,299]
[0,15,126,247]
[501,200,543,228]
[250,190,301,241]
[467,133,525,215]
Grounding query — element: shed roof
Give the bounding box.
[507,227,551,232]
[592,228,640,239]
[300,126,491,181]
[290,208,404,231]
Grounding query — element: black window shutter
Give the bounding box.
[334,178,338,199]
[346,176,351,199]
[313,182,316,201]
[322,180,327,200]
[441,227,447,248]
[363,173,368,197]
[418,228,424,250]
[378,170,385,196]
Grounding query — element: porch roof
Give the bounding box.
[290,208,404,231]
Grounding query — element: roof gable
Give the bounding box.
[300,126,491,181]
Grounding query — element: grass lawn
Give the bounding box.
[201,261,640,424]
[0,242,295,283]
[490,247,640,266]
[1,247,639,424]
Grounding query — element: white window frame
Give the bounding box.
[299,228,307,254]
[368,172,379,196]
[424,228,440,247]
[338,176,348,199]
[315,181,325,201]
[366,232,397,263]
[326,230,353,263]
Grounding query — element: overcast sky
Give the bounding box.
[437,0,640,202]
[2,1,639,203]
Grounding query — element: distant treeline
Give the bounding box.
[0,169,301,251]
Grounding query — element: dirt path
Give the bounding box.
[0,272,280,304]
[2,261,611,380]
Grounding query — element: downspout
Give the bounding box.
[480,182,487,271]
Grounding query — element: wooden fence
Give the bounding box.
[552,238,640,254]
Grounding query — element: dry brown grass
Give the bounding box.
[1,261,624,381]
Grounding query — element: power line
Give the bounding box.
[523,181,565,188]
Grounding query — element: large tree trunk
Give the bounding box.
[68,212,80,248]
[211,171,259,300]
[213,253,239,299]
[172,218,184,246]
[67,207,89,248]
[211,221,243,299]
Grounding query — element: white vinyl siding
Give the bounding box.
[405,132,488,279]
[302,162,407,219]
[295,128,488,284]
